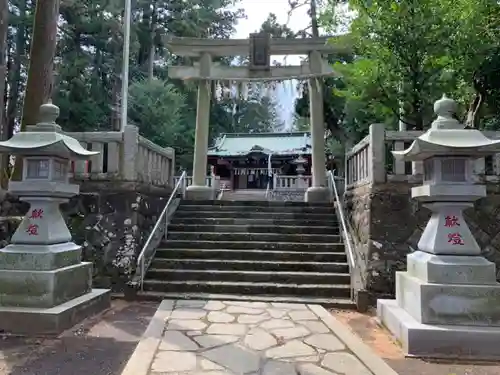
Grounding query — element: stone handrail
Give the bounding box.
[66,125,175,188]
[345,134,371,188]
[345,124,500,187]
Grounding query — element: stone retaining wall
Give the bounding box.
[345,182,500,303]
[0,184,171,292]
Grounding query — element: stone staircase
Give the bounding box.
[220,189,267,201]
[141,200,355,308]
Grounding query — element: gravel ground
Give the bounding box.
[332,308,500,375]
[0,300,158,375]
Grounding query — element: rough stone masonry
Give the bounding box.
[345,181,500,301]
[0,186,171,292]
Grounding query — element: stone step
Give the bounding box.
[136,291,356,309]
[170,217,339,227]
[151,257,349,272]
[174,211,335,220]
[146,269,351,284]
[142,280,352,299]
[181,199,332,207]
[162,240,343,251]
[168,224,339,235]
[177,205,334,214]
[167,232,342,244]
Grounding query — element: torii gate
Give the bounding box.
[165,33,341,201]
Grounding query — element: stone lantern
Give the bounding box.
[0,102,110,335]
[378,95,500,359]
[293,155,307,175]
[293,155,308,189]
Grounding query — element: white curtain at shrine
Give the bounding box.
[234,168,280,175]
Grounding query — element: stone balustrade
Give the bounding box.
[173,175,314,193]
[345,124,500,188]
[274,175,312,191]
[67,125,175,188]
[173,175,219,190]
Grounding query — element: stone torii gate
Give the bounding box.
[165,33,339,201]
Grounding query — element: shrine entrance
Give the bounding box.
[165,33,341,201]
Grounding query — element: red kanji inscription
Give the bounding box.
[28,209,43,219]
[26,224,39,236]
[447,232,464,245]
[444,215,460,227]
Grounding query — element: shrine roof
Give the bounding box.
[208,132,312,157]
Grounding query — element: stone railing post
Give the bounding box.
[368,123,386,184]
[122,125,139,181]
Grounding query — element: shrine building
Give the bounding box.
[207,132,328,190]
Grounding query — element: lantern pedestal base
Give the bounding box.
[0,262,94,308]
[377,299,500,360]
[0,242,82,270]
[185,185,215,200]
[304,186,330,202]
[394,271,500,326]
[378,250,500,359]
[0,241,110,335]
[0,288,110,336]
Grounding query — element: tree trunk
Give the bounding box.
[0,0,8,188]
[466,93,483,128]
[310,0,319,37]
[11,0,61,180]
[110,26,122,131]
[147,0,158,80]
[6,1,26,140]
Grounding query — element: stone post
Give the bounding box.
[187,52,213,199]
[122,124,139,181]
[368,123,386,184]
[305,50,329,202]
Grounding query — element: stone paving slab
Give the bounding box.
[121,300,398,375]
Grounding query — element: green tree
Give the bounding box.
[128,78,196,168]
[444,0,500,128]
[217,89,282,134]
[342,0,462,130]
[292,114,309,131]
[259,13,296,38]
[327,0,500,134]
[54,0,245,134]
[128,79,185,147]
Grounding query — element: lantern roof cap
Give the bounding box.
[392,95,500,161]
[0,102,98,159]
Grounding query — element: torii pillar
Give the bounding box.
[189,53,213,200]
[305,50,329,202]
[165,34,343,200]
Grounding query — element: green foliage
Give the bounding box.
[259,13,296,39]
[128,79,186,147]
[2,0,286,172]
[292,115,309,132]
[320,0,500,135]
[340,0,461,129]
[216,88,282,134]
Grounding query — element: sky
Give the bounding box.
[231,0,312,130]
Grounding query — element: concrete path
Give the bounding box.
[121,299,398,375]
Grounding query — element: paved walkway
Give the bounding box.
[121,299,398,375]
